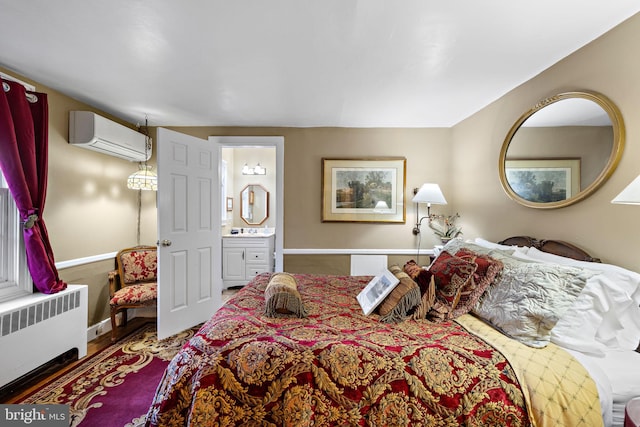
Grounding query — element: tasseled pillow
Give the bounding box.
[411,276,436,320]
[377,265,422,323]
[403,260,436,320]
[264,272,308,318]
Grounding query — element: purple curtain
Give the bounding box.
[0,78,66,294]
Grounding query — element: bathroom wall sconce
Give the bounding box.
[242,163,266,175]
[411,183,447,235]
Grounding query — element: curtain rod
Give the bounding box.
[0,71,36,92]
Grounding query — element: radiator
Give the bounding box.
[0,284,88,387]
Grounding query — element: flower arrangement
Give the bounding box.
[428,213,462,243]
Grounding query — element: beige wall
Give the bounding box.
[4,11,640,325]
[167,127,453,275]
[169,127,453,252]
[451,12,640,271]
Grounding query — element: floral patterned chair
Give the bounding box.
[108,245,158,342]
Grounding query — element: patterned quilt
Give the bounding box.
[145,273,595,426]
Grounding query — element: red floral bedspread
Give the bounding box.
[146,273,530,426]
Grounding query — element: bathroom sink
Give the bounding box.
[223,230,275,238]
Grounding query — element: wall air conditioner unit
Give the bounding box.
[68,111,150,162]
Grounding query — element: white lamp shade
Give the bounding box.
[612,174,640,205]
[127,164,158,191]
[373,200,391,213]
[412,183,447,205]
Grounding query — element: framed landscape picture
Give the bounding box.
[356,269,400,315]
[505,158,580,203]
[321,157,406,223]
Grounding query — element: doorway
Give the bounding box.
[210,136,284,272]
[221,146,276,233]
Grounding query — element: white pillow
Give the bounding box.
[526,247,640,352]
[524,246,595,266]
[551,274,618,356]
[473,237,529,252]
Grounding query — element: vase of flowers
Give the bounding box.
[429,213,462,244]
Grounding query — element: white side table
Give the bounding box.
[626,396,640,427]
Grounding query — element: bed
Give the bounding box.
[146,236,640,427]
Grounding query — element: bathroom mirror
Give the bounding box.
[499,91,625,209]
[240,184,269,225]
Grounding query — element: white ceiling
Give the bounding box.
[1,1,639,128]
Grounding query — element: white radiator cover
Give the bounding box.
[0,284,88,387]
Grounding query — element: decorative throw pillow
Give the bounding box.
[474,250,593,348]
[264,273,308,318]
[411,275,436,320]
[450,249,503,318]
[403,260,433,295]
[377,265,421,323]
[429,252,478,309]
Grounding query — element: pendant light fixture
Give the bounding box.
[127,164,157,191]
[127,115,156,245]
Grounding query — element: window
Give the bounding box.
[0,171,31,302]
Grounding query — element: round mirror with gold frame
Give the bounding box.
[499,91,625,209]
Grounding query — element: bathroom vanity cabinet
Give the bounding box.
[222,234,275,288]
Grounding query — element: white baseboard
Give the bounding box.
[87,318,112,342]
[87,309,157,343]
[131,307,156,318]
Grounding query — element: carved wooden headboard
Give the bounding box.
[497,236,601,263]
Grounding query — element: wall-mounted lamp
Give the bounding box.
[612,174,640,205]
[242,163,266,175]
[412,183,447,235]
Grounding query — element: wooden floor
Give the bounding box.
[2,317,151,404]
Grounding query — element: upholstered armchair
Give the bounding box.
[108,245,158,342]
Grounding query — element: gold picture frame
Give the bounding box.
[504,158,581,203]
[322,157,406,223]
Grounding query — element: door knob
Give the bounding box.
[159,239,172,247]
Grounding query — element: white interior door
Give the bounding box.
[156,128,222,340]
